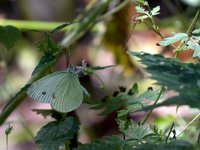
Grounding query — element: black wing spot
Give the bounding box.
[148,87,153,91]
[42,91,46,95]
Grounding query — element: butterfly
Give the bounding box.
[27,66,88,113]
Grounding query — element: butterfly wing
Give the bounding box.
[51,73,83,112]
[27,71,67,103]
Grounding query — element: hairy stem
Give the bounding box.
[141,86,165,125]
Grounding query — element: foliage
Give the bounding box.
[75,136,127,150]
[35,117,79,150]
[158,30,200,59]
[128,51,200,109]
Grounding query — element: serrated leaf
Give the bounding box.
[128,51,200,109]
[192,28,200,40]
[151,6,160,16]
[158,33,188,46]
[117,119,152,140]
[137,15,149,21]
[135,6,148,14]
[35,117,79,150]
[136,88,165,102]
[0,25,21,49]
[32,55,56,76]
[75,136,126,150]
[187,40,200,59]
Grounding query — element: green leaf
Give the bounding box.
[136,0,149,6]
[118,104,143,117]
[134,140,194,150]
[117,119,152,140]
[35,117,79,150]
[137,15,149,21]
[51,22,73,34]
[135,6,148,14]
[192,28,200,40]
[158,33,188,46]
[187,40,200,59]
[0,25,21,49]
[91,96,126,115]
[32,55,56,76]
[136,88,165,102]
[128,51,200,109]
[75,136,126,150]
[151,6,160,16]
[127,83,138,96]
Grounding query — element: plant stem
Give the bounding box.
[141,86,165,125]
[0,19,76,31]
[6,134,8,150]
[165,122,175,143]
[177,112,200,138]
[93,73,109,97]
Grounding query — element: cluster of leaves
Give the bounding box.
[135,3,160,21]
[158,29,200,59]
[128,51,200,110]
[92,83,164,116]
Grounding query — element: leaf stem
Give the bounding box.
[141,86,165,125]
